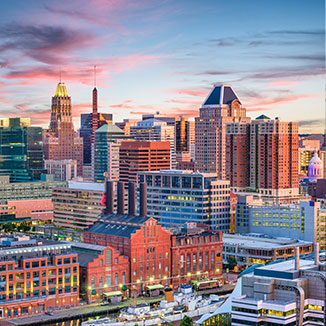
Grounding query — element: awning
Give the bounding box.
[194,280,215,286]
[104,291,123,297]
[146,284,164,291]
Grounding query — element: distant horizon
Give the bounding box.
[0,0,324,133]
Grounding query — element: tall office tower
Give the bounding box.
[119,141,171,183]
[91,86,98,144]
[93,124,125,182]
[138,170,230,231]
[175,118,195,164]
[130,119,176,168]
[250,115,299,197]
[195,84,250,178]
[80,112,112,164]
[225,121,250,190]
[43,83,83,176]
[0,118,45,182]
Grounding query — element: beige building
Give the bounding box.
[53,181,104,230]
[195,84,250,178]
[45,159,77,181]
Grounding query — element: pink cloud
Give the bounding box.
[172,88,208,97]
[266,80,301,88]
[246,94,315,107]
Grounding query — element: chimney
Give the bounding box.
[139,182,147,218]
[117,181,125,215]
[105,181,114,215]
[294,247,300,271]
[128,182,136,217]
[314,242,320,266]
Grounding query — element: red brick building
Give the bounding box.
[71,243,129,303]
[84,181,224,295]
[0,237,79,320]
[170,223,224,290]
[119,141,171,183]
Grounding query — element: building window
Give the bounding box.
[187,254,191,273]
[105,249,112,265]
[205,252,209,270]
[193,254,197,272]
[115,273,118,285]
[211,252,215,269]
[122,272,126,284]
[106,274,112,286]
[199,252,203,271]
[91,276,95,289]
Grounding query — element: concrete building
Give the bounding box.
[93,124,125,183]
[130,119,176,168]
[119,141,171,184]
[52,181,104,230]
[223,233,313,267]
[195,84,250,178]
[299,138,321,176]
[0,175,66,204]
[236,198,326,251]
[0,118,45,182]
[0,236,79,320]
[232,249,325,325]
[43,83,83,176]
[45,159,77,181]
[138,170,231,231]
[175,118,195,164]
[0,199,53,224]
[115,119,139,137]
[308,150,323,182]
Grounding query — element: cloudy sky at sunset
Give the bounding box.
[0,0,324,133]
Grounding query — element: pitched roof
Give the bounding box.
[95,124,124,133]
[256,114,270,120]
[54,83,69,97]
[203,84,240,106]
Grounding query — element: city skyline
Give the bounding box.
[0,0,324,134]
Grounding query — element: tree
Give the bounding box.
[180,315,193,326]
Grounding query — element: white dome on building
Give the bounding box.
[308,149,323,182]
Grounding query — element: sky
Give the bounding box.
[0,0,324,133]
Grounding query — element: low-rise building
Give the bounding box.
[232,248,325,325]
[44,159,77,181]
[0,199,53,224]
[71,242,129,303]
[222,233,313,267]
[170,223,223,290]
[0,236,79,320]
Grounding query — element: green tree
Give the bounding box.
[180,315,193,326]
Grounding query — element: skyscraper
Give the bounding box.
[93,124,125,182]
[0,118,45,182]
[43,83,83,175]
[195,84,250,178]
[119,141,171,184]
[249,115,299,197]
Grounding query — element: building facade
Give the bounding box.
[0,118,45,182]
[138,170,231,231]
[52,181,104,230]
[119,141,171,184]
[195,84,250,178]
[45,159,77,181]
[93,124,125,183]
[0,237,79,320]
[43,83,83,176]
[171,223,223,290]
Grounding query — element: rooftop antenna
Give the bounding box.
[94,65,96,88]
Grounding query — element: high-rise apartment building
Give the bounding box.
[225,121,250,190]
[119,141,171,184]
[130,119,176,168]
[43,83,83,175]
[0,118,45,182]
[138,170,230,231]
[195,84,250,178]
[93,124,125,183]
[249,115,299,197]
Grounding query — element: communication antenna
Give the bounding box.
[94,65,97,88]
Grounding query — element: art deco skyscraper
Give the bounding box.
[44,83,83,176]
[195,84,250,178]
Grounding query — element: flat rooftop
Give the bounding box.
[223,233,312,249]
[67,181,104,192]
